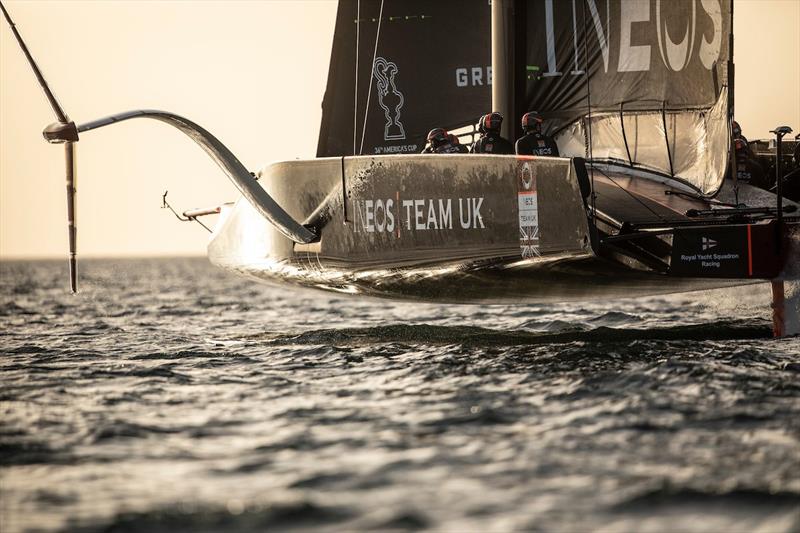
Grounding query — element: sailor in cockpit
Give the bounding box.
[731,120,767,189]
[448,133,469,153]
[470,112,515,154]
[516,111,560,157]
[421,128,464,154]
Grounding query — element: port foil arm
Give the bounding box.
[77,110,317,244]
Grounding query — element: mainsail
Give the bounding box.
[318,0,732,195]
[317,0,491,157]
[521,0,733,195]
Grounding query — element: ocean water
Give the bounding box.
[1,257,798,532]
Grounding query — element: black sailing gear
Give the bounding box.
[449,134,469,153]
[422,128,467,154]
[517,111,560,156]
[733,137,767,189]
[516,133,560,157]
[471,112,513,154]
[471,132,515,154]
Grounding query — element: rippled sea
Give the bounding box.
[1,258,799,532]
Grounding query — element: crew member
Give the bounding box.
[732,121,749,147]
[731,121,766,188]
[733,137,764,184]
[449,133,469,153]
[732,120,758,160]
[421,128,461,154]
[516,111,560,156]
[776,137,800,201]
[470,112,514,154]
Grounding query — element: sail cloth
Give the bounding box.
[520,0,732,195]
[318,0,732,195]
[557,88,730,194]
[317,0,491,158]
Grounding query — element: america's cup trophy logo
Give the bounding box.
[372,57,406,140]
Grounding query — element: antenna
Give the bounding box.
[1,1,79,293]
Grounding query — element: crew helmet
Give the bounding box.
[427,128,449,148]
[448,133,460,145]
[477,114,487,134]
[522,111,543,134]
[481,112,503,133]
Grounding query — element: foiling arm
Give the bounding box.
[77,110,317,244]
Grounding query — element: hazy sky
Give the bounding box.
[1,0,799,259]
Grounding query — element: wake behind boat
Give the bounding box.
[2,0,798,334]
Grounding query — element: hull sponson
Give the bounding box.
[208,154,746,303]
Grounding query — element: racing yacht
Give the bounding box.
[2,0,798,335]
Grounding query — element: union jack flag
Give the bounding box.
[520,225,540,258]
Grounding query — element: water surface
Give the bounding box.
[1,258,798,531]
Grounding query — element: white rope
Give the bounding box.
[358,0,385,155]
[353,0,360,154]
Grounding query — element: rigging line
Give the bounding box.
[597,166,700,254]
[581,0,597,237]
[592,166,670,226]
[728,102,739,206]
[593,167,701,251]
[0,1,69,123]
[358,0,385,155]
[662,101,675,177]
[666,189,738,208]
[161,191,212,233]
[353,0,360,155]
[193,218,213,233]
[727,1,738,205]
[619,102,633,166]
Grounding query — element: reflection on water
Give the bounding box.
[1,258,798,532]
